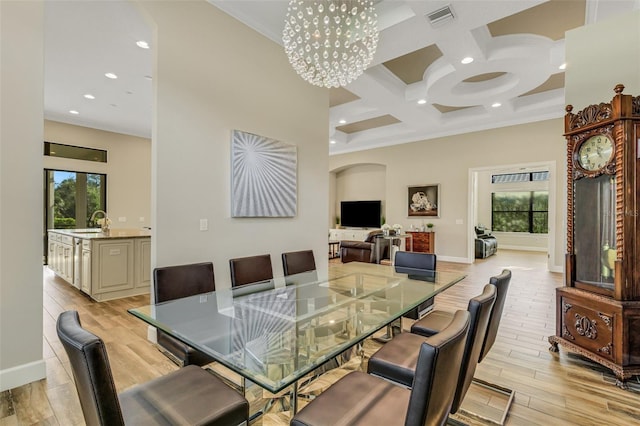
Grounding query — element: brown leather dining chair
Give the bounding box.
[229,254,273,287]
[281,250,316,276]
[409,269,513,424]
[57,310,249,426]
[372,251,438,343]
[369,284,496,418]
[394,251,437,320]
[153,262,216,367]
[290,310,470,426]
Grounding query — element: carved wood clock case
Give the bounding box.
[549,84,640,388]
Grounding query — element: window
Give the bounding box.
[44,170,107,229]
[491,191,548,233]
[492,171,549,184]
[44,142,107,163]
[43,169,107,264]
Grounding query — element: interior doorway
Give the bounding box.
[43,169,106,263]
[468,161,558,271]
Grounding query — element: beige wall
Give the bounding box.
[334,164,386,226]
[565,11,640,110]
[330,118,566,266]
[0,0,46,391]
[136,1,329,286]
[44,121,152,229]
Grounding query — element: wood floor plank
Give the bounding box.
[10,381,54,425]
[45,383,84,426]
[0,415,19,426]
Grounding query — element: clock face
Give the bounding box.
[578,135,614,171]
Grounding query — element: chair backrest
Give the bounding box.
[479,269,512,362]
[56,310,125,426]
[153,262,215,303]
[451,284,496,413]
[282,250,316,276]
[229,254,273,287]
[365,230,383,242]
[405,310,470,426]
[394,251,437,271]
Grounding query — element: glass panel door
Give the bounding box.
[43,169,106,262]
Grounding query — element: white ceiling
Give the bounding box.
[44,0,639,154]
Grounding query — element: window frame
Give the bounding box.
[491,191,549,234]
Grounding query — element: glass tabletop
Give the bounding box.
[128,262,465,394]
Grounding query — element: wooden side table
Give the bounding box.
[406,231,435,253]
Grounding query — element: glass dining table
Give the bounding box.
[128,262,466,414]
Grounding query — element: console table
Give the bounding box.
[406,231,435,254]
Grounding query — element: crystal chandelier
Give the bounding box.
[283,0,379,88]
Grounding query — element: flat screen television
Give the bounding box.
[340,200,381,228]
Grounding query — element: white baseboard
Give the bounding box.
[499,245,548,252]
[438,256,472,264]
[0,359,46,392]
[549,264,563,273]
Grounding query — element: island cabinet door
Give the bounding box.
[81,240,92,294]
[92,240,135,295]
[135,238,151,289]
[48,234,59,273]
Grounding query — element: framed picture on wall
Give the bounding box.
[408,184,440,217]
[231,130,297,217]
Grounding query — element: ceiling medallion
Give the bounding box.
[283,0,379,88]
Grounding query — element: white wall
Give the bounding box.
[330,119,566,266]
[334,164,386,226]
[0,0,46,391]
[565,11,640,110]
[44,121,151,229]
[136,1,329,287]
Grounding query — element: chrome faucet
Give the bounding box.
[90,210,110,232]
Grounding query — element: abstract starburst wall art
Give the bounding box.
[231,130,297,217]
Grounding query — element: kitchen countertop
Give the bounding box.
[48,228,151,240]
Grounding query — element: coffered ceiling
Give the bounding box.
[44,1,639,155]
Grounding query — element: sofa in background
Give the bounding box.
[339,230,383,263]
[475,226,497,259]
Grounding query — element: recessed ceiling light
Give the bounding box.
[461,57,474,64]
[492,102,502,108]
[330,140,336,144]
[136,40,150,49]
[83,94,95,100]
[559,63,567,70]
[338,119,346,124]
[69,110,79,115]
[417,99,427,105]
[105,72,118,79]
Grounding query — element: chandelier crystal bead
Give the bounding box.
[283,0,378,88]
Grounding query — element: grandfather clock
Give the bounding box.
[549,84,640,388]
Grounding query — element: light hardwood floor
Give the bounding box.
[1,250,639,425]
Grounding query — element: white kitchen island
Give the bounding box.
[47,228,151,302]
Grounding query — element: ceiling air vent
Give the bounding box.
[426,5,455,26]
